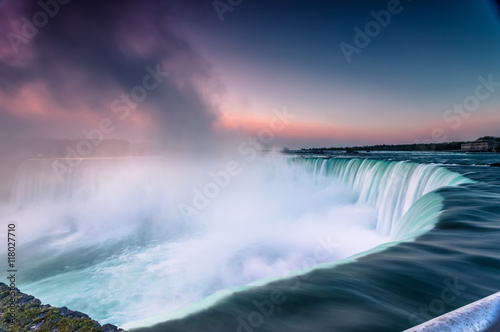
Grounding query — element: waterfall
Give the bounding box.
[291,158,474,236]
[5,155,476,328]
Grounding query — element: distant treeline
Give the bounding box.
[320,141,462,152]
[286,137,500,153]
[285,142,467,153]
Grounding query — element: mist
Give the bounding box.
[4,155,388,327]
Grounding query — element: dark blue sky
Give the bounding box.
[189,0,500,145]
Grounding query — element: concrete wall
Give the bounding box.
[404,292,500,332]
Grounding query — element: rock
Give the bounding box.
[58,306,73,317]
[0,282,127,331]
[102,323,127,332]
[29,321,44,330]
[18,294,42,306]
[491,163,500,167]
[59,306,90,319]
[36,311,49,319]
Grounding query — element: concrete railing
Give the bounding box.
[404,292,500,332]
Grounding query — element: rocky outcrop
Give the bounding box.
[0,282,126,332]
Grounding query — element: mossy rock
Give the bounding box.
[0,283,126,332]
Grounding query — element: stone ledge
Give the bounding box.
[0,282,126,332]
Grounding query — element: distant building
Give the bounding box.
[461,137,499,152]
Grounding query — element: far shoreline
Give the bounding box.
[283,136,500,155]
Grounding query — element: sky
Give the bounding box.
[1,0,500,150]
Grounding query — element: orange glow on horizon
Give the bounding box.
[215,109,500,146]
[215,111,372,141]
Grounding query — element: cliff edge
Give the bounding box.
[0,282,126,332]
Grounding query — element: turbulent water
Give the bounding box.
[1,152,500,331]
